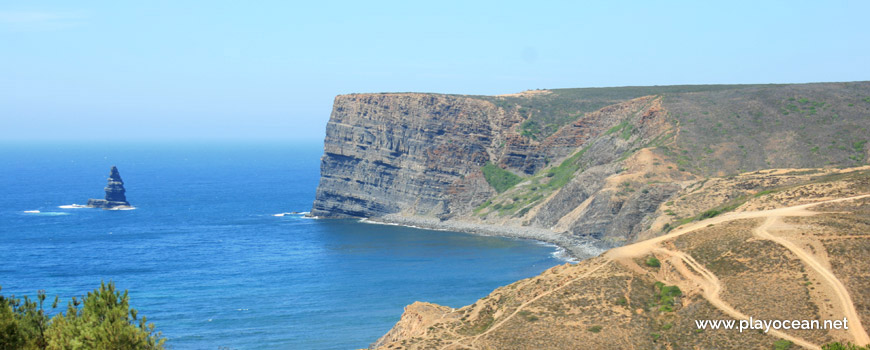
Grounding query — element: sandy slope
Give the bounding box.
[435,194,870,350]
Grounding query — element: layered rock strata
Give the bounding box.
[87,166,132,209]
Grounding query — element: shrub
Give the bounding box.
[645,256,661,268]
[481,162,523,193]
[774,339,793,350]
[1,282,164,350]
[587,325,602,333]
[654,282,682,312]
[698,209,722,219]
[822,342,870,350]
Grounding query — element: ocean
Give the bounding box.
[0,141,564,349]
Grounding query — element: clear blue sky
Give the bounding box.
[2,0,868,142]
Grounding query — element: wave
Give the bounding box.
[273,211,310,217]
[58,204,88,209]
[550,246,580,263]
[23,210,69,216]
[107,206,136,211]
[359,218,450,231]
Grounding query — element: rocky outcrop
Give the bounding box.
[311,82,870,253]
[369,302,454,349]
[87,166,131,209]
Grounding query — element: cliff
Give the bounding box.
[312,82,870,251]
[310,82,870,349]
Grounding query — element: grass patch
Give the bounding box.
[606,121,634,140]
[754,189,777,197]
[664,196,749,232]
[517,310,539,322]
[645,256,661,268]
[482,162,523,193]
[542,146,589,190]
[774,339,793,350]
[587,325,603,333]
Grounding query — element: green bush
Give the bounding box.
[587,325,602,333]
[481,162,523,193]
[822,342,870,350]
[645,256,661,268]
[654,282,682,312]
[1,282,164,350]
[774,339,793,350]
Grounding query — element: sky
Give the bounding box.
[1,0,868,142]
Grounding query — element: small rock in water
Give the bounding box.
[86,166,133,209]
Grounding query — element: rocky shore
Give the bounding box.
[370,214,608,259]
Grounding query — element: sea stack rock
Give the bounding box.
[86,166,132,209]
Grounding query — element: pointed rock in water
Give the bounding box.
[86,166,132,209]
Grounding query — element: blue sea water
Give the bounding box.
[0,141,563,349]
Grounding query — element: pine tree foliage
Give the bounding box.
[0,282,165,350]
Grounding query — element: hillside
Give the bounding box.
[308,82,870,349]
[371,167,870,349]
[311,82,870,252]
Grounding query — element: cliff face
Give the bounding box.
[312,82,870,249]
[311,93,519,218]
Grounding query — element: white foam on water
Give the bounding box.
[58,204,88,209]
[23,211,70,216]
[550,246,580,263]
[359,218,449,231]
[273,212,309,217]
[107,206,136,211]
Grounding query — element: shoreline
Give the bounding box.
[363,214,609,261]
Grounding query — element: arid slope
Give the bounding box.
[371,168,870,350]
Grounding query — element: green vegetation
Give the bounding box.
[478,146,589,218]
[754,189,777,197]
[665,196,749,232]
[606,121,634,140]
[482,162,523,193]
[0,282,164,350]
[479,84,759,140]
[517,310,538,322]
[587,325,602,333]
[644,256,661,268]
[773,339,793,349]
[822,342,870,350]
[543,146,589,190]
[661,322,673,330]
[519,120,543,140]
[653,282,682,312]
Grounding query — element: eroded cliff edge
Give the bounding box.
[312,82,870,257]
